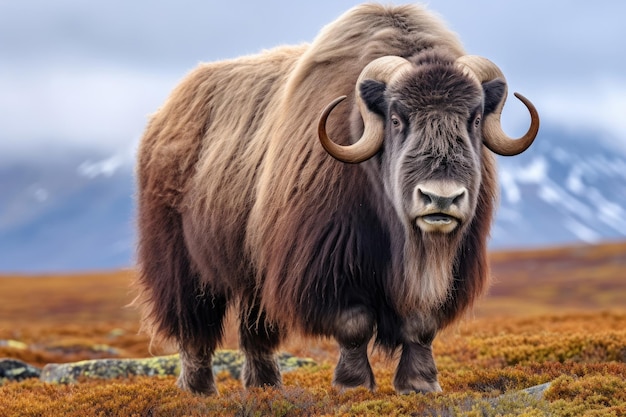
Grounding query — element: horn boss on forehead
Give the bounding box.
[319,55,539,161]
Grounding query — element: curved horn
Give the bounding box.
[318,56,411,163]
[455,55,540,156]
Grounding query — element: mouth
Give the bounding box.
[415,213,460,233]
[421,213,458,225]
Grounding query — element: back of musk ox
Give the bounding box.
[135,3,539,395]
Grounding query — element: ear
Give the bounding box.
[359,80,387,116]
[482,78,506,115]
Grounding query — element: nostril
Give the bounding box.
[452,190,466,206]
[418,188,432,205]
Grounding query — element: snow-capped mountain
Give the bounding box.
[1,125,625,273]
[0,151,135,272]
[492,126,626,248]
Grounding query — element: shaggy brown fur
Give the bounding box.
[135,3,508,395]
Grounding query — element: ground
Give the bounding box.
[1,242,625,416]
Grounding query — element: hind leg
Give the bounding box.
[135,197,229,395]
[177,292,228,395]
[239,294,282,388]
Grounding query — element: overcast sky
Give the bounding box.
[1,1,625,163]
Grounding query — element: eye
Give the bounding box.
[391,115,401,128]
[473,115,481,129]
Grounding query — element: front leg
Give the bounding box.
[393,315,442,394]
[332,306,376,391]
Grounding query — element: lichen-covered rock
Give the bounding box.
[519,382,552,399]
[212,350,245,379]
[0,359,42,384]
[454,382,553,415]
[276,352,317,373]
[212,350,316,379]
[41,355,180,384]
[40,350,316,384]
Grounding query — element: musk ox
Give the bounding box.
[134,3,539,395]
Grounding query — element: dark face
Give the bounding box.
[360,63,506,234]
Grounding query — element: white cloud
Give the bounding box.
[535,78,626,152]
[0,65,177,158]
[77,154,126,179]
[33,188,49,203]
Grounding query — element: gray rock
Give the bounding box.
[212,350,316,379]
[427,382,554,416]
[519,382,552,399]
[469,382,554,416]
[41,355,180,384]
[0,359,42,384]
[41,350,316,384]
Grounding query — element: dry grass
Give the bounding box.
[1,241,626,416]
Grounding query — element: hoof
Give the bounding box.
[332,380,377,393]
[332,360,376,392]
[176,371,218,396]
[241,357,282,389]
[394,378,442,395]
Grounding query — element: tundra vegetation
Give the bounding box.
[1,242,625,416]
